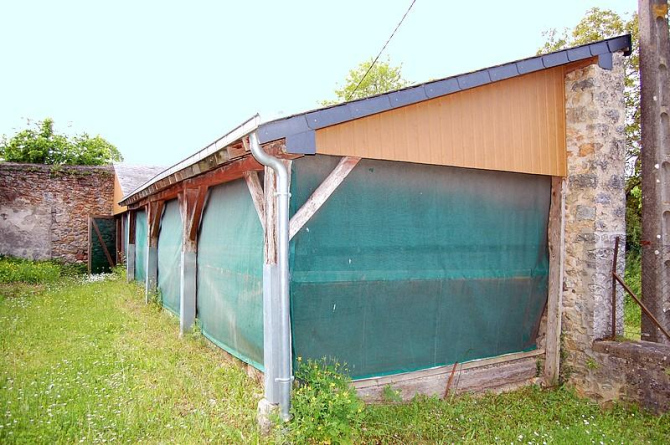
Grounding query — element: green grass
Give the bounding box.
[357,387,669,444]
[0,273,261,444]
[623,253,642,340]
[1,268,668,444]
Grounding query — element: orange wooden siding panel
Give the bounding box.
[315,67,567,177]
[113,176,127,215]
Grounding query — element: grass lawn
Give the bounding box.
[1,268,668,444]
[0,274,262,444]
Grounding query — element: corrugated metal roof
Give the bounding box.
[121,34,631,206]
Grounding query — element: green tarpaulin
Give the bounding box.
[135,210,147,283]
[197,179,264,369]
[157,199,182,316]
[289,156,550,379]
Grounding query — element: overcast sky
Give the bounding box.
[0,0,636,167]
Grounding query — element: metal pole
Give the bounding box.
[639,0,670,343]
[249,131,292,421]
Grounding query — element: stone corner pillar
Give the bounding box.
[562,53,627,395]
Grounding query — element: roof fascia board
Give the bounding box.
[120,114,260,206]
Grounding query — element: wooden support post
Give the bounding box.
[544,177,565,386]
[115,217,122,264]
[127,211,137,282]
[146,200,165,300]
[264,167,278,265]
[289,156,360,240]
[178,186,207,334]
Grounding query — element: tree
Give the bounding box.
[540,7,642,257]
[321,57,409,105]
[0,118,122,166]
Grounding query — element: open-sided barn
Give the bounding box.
[119,35,632,419]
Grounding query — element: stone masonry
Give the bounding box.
[562,54,627,397]
[0,163,114,264]
[591,340,670,413]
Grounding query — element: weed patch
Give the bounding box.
[0,256,61,284]
[284,358,364,445]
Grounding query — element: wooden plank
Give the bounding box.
[289,156,360,240]
[244,171,265,230]
[91,218,115,268]
[354,350,544,403]
[228,143,247,159]
[354,349,545,389]
[544,176,565,386]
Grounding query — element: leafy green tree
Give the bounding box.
[539,7,642,256]
[322,57,409,105]
[0,118,122,166]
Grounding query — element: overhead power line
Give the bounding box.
[346,0,418,101]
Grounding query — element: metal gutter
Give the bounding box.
[257,34,632,155]
[249,131,292,421]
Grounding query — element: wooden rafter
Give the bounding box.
[147,201,165,247]
[127,155,264,209]
[289,156,360,240]
[244,171,265,230]
[179,186,208,250]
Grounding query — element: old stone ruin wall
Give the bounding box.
[561,54,670,413]
[0,163,114,264]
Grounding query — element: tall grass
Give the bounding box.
[0,256,61,284]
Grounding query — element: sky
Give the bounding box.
[0,0,636,167]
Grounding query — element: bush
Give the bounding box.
[286,358,365,445]
[0,256,62,283]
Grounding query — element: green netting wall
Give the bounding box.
[289,156,550,379]
[197,179,264,369]
[157,200,182,316]
[124,214,129,259]
[134,210,148,283]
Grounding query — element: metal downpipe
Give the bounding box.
[249,131,292,421]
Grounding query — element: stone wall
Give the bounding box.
[562,55,627,392]
[590,340,670,413]
[0,163,114,264]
